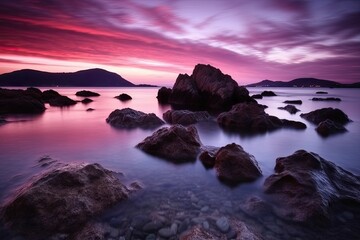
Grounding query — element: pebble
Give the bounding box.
[143,221,163,232]
[158,227,174,238]
[216,216,230,233]
[202,221,210,230]
[109,227,120,238]
[224,201,232,208]
[201,206,209,212]
[145,234,156,240]
[170,223,178,234]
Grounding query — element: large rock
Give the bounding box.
[157,87,172,104]
[1,163,131,238]
[217,103,306,133]
[264,150,360,223]
[106,108,164,129]
[316,119,347,137]
[75,90,100,97]
[169,64,253,110]
[163,110,211,125]
[41,89,62,102]
[136,125,202,162]
[214,143,262,184]
[300,108,350,125]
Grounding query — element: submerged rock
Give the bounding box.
[300,108,350,125]
[316,91,328,94]
[106,108,164,129]
[1,163,131,238]
[48,95,77,107]
[284,100,302,105]
[261,90,277,97]
[115,93,132,101]
[157,87,172,104]
[278,104,300,114]
[316,119,347,137]
[136,125,202,162]
[75,90,100,97]
[264,150,360,223]
[311,97,341,101]
[163,110,211,125]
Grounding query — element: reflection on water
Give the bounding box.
[0,87,359,239]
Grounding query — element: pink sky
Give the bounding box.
[0,0,359,86]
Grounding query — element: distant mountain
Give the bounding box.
[246,78,360,88]
[0,68,136,87]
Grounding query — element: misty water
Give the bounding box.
[0,87,359,239]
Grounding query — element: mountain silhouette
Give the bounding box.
[246,78,360,88]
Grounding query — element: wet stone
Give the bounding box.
[158,227,174,238]
[143,221,164,232]
[201,206,209,212]
[202,221,210,230]
[216,216,230,233]
[145,234,156,240]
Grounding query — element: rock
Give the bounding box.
[72,222,106,240]
[0,118,6,125]
[158,227,174,238]
[278,105,300,114]
[231,219,262,240]
[81,98,93,104]
[240,196,274,217]
[311,97,341,101]
[136,125,202,162]
[214,143,262,184]
[106,108,164,129]
[316,119,347,137]
[42,89,61,102]
[75,90,100,97]
[284,100,302,105]
[251,94,263,99]
[169,64,253,111]
[180,225,222,240]
[86,108,95,111]
[163,110,211,125]
[316,91,328,94]
[157,87,172,104]
[115,93,132,101]
[263,150,360,223]
[48,95,77,107]
[261,91,277,97]
[1,163,131,238]
[199,146,219,168]
[281,119,307,129]
[143,221,163,232]
[300,108,350,125]
[0,88,46,114]
[216,217,230,233]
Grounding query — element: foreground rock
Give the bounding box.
[157,87,172,104]
[300,108,350,125]
[1,163,131,238]
[75,90,100,97]
[136,125,202,162]
[115,93,132,101]
[278,104,300,114]
[264,150,360,223]
[311,97,341,101]
[169,64,254,111]
[316,119,347,137]
[106,108,164,129]
[217,103,306,133]
[163,110,211,125]
[284,100,302,105]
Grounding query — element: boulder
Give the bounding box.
[263,150,360,223]
[42,89,61,102]
[106,108,164,129]
[311,97,341,101]
[75,90,100,97]
[316,119,347,137]
[278,105,300,114]
[251,94,263,99]
[214,143,262,184]
[261,91,277,97]
[281,119,307,129]
[199,146,219,168]
[163,110,211,125]
[115,93,132,101]
[136,125,202,162]
[81,98,93,104]
[284,100,302,105]
[180,225,222,240]
[157,87,172,104]
[1,163,131,238]
[300,108,350,125]
[48,95,77,107]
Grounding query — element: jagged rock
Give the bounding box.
[261,91,277,97]
[278,105,300,114]
[75,90,100,97]
[284,100,302,105]
[1,163,131,238]
[311,97,341,101]
[264,150,360,223]
[136,125,202,162]
[316,119,347,136]
[115,93,132,101]
[48,95,77,107]
[163,110,211,125]
[81,98,93,104]
[106,108,164,129]
[251,94,263,99]
[199,146,219,168]
[300,108,350,125]
[157,87,172,104]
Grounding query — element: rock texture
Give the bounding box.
[157,87,172,104]
[300,108,350,125]
[106,108,164,129]
[316,119,347,137]
[136,125,202,162]
[163,110,211,125]
[169,64,253,110]
[75,90,100,97]
[217,103,306,133]
[115,93,132,101]
[264,150,360,223]
[1,163,130,238]
[278,105,300,114]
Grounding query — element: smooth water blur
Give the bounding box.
[0,87,359,239]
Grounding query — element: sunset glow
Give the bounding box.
[0,0,359,85]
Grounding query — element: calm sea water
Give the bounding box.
[0,87,359,239]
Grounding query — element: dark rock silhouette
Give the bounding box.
[284,100,302,105]
[163,110,211,125]
[311,97,341,101]
[48,95,77,107]
[264,150,360,223]
[136,125,201,162]
[199,146,219,168]
[106,108,164,129]
[300,108,350,125]
[316,91,328,94]
[261,91,277,97]
[169,64,254,111]
[42,89,61,102]
[75,90,100,97]
[316,119,347,137]
[115,93,132,101]
[157,87,172,104]
[246,78,360,88]
[86,108,95,111]
[278,105,300,114]
[81,98,93,104]
[1,163,131,238]
[281,119,307,129]
[251,94,263,99]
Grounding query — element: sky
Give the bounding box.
[0,0,359,86]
